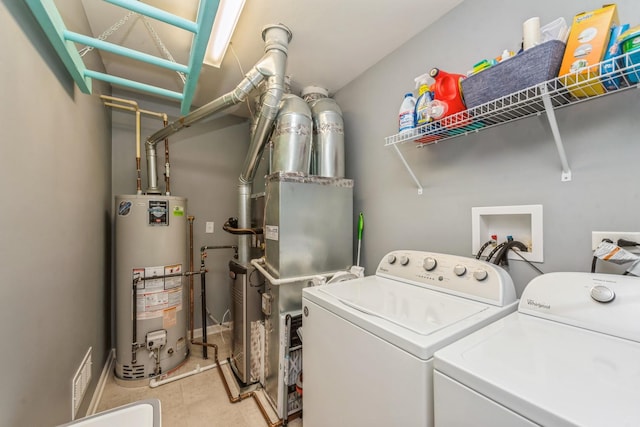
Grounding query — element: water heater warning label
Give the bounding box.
[133,264,183,320]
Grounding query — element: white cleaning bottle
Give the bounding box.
[414,73,434,128]
[398,92,416,134]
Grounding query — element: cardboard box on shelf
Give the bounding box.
[559,4,619,97]
[600,24,630,91]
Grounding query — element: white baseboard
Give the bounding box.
[86,348,115,416]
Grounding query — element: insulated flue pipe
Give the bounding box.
[238,24,291,263]
[144,24,292,263]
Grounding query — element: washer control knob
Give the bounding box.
[591,285,615,303]
[454,265,467,276]
[387,254,397,264]
[400,255,410,266]
[423,257,437,271]
[473,269,488,281]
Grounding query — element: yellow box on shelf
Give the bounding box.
[559,4,619,97]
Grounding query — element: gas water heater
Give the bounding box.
[114,194,189,380]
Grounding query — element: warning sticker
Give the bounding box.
[265,225,279,241]
[163,307,177,329]
[164,264,182,289]
[136,288,182,320]
[133,263,183,320]
[144,266,165,293]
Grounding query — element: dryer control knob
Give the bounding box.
[453,265,467,276]
[423,257,437,271]
[591,285,615,303]
[400,255,410,266]
[473,269,488,281]
[387,254,397,264]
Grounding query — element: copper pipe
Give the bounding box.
[135,157,142,194]
[100,95,168,194]
[251,393,283,427]
[135,109,141,193]
[196,333,299,427]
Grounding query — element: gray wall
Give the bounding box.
[335,0,640,295]
[110,89,257,333]
[0,2,112,426]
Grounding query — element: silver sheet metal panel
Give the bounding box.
[264,173,354,279]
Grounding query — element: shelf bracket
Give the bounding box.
[392,144,423,195]
[539,84,572,182]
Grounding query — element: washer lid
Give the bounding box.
[303,275,518,359]
[319,277,488,335]
[434,313,640,427]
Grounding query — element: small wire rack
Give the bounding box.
[385,51,640,147]
[384,51,640,192]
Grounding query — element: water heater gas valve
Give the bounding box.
[145,330,167,351]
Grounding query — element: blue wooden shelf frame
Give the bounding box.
[25,0,219,114]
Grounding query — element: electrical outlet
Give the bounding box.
[591,231,640,250]
[205,222,214,234]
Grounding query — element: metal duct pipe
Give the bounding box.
[237,183,252,263]
[271,94,312,174]
[142,24,292,260]
[143,39,269,194]
[238,24,291,263]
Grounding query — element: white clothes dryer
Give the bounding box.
[301,250,518,427]
[434,272,640,427]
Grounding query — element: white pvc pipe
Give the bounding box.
[250,258,337,285]
[148,360,226,388]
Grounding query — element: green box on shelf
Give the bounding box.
[461,40,566,109]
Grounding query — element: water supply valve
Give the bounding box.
[145,330,167,351]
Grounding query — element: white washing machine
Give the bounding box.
[301,250,518,427]
[434,272,640,427]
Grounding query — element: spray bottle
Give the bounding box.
[414,73,434,128]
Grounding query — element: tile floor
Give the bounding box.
[96,329,302,427]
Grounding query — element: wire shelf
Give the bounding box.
[384,51,640,148]
[385,51,640,191]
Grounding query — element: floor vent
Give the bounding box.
[72,347,93,419]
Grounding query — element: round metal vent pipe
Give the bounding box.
[143,24,292,263]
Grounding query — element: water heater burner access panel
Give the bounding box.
[148,200,169,226]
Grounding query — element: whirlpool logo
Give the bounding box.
[526,299,551,310]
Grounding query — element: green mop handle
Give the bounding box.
[357,212,364,266]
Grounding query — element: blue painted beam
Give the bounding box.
[104,0,199,33]
[180,0,220,114]
[84,70,184,101]
[26,0,221,113]
[64,30,190,74]
[24,0,92,93]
